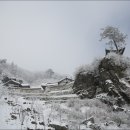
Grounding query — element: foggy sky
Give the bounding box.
[0,1,130,75]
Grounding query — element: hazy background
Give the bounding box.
[0,1,130,75]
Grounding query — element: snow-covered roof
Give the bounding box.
[41,82,58,87]
[58,77,74,83]
[11,80,20,84]
[41,83,47,86]
[21,84,30,86]
[3,80,21,86]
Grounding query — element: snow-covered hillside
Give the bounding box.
[0,59,65,86]
[0,84,130,130]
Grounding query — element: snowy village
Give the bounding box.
[0,1,130,130]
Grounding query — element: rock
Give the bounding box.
[89,123,102,130]
[49,123,68,130]
[96,93,118,106]
[104,122,109,126]
[26,108,31,112]
[7,100,14,106]
[11,114,17,120]
[31,115,34,119]
[104,121,116,127]
[81,117,102,130]
[73,56,130,104]
[7,100,13,103]
[113,105,125,112]
[33,109,38,114]
[98,57,130,104]
[81,117,95,125]
[31,121,37,125]
[39,122,45,125]
[4,98,7,100]
[73,73,97,99]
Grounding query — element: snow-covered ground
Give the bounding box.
[0,87,78,129]
[0,95,59,129]
[0,87,130,130]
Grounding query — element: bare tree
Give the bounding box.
[100,26,127,53]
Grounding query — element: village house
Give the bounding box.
[41,82,58,90]
[3,79,21,87]
[2,76,30,88]
[41,77,74,91]
[3,80,30,88]
[58,77,74,86]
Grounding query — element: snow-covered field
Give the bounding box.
[0,87,79,130]
[0,87,130,130]
[0,95,66,129]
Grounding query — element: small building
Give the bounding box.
[3,79,30,88]
[41,82,58,90]
[2,76,23,84]
[41,77,74,91]
[58,77,74,86]
[4,80,21,87]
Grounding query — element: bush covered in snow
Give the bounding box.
[105,53,130,78]
[74,57,102,78]
[106,53,130,69]
[75,53,130,78]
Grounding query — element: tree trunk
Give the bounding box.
[113,40,119,53]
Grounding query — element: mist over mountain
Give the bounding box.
[0,59,64,85]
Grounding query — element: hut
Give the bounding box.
[3,80,21,87]
[3,79,30,88]
[58,77,74,86]
[41,82,58,90]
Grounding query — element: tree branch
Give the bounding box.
[113,40,119,52]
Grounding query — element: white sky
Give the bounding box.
[0,1,130,75]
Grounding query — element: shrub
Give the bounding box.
[110,111,130,127]
[67,99,81,108]
[74,57,102,78]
